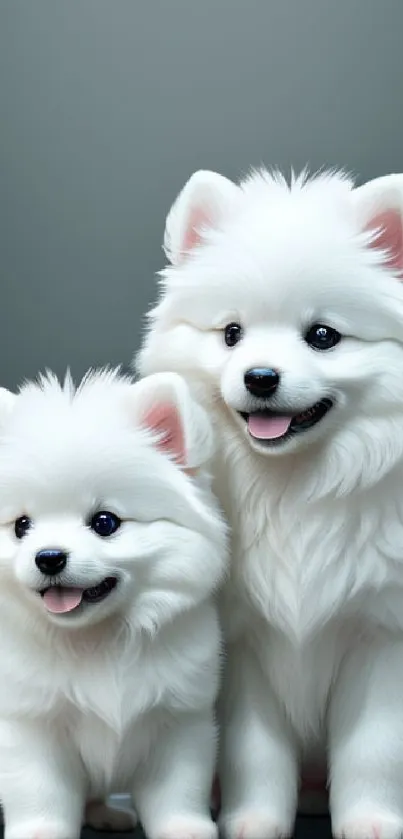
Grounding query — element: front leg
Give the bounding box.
[329,639,403,839]
[133,710,217,839]
[0,718,86,839]
[218,641,298,839]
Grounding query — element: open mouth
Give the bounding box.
[240,398,333,445]
[38,577,118,615]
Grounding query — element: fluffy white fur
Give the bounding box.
[137,168,403,838]
[0,369,228,839]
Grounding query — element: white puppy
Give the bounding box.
[0,369,227,839]
[137,169,403,839]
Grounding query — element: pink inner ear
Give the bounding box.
[142,402,186,465]
[182,205,211,256]
[367,209,403,272]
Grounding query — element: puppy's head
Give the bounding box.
[0,370,226,631]
[138,169,403,486]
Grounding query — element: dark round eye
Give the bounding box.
[224,322,243,347]
[15,515,32,540]
[89,511,121,538]
[304,323,341,351]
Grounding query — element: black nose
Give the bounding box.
[244,368,280,398]
[35,549,68,576]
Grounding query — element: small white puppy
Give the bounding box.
[0,369,227,839]
[138,169,403,839]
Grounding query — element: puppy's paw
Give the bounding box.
[334,812,403,839]
[6,821,76,839]
[152,814,217,839]
[219,810,292,839]
[84,800,137,832]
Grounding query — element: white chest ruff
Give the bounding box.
[219,453,403,740]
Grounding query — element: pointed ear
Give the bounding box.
[353,174,403,273]
[163,170,240,265]
[0,388,16,430]
[128,373,214,470]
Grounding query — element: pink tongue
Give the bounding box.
[42,587,84,614]
[248,414,292,440]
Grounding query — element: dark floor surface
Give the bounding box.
[0,817,333,838]
[0,814,333,837]
[84,815,333,838]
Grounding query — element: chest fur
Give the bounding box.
[72,704,164,794]
[219,464,403,642]
[253,620,357,739]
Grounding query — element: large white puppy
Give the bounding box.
[0,369,227,839]
[138,169,403,839]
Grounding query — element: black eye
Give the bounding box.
[89,511,121,538]
[304,323,341,351]
[224,322,243,347]
[15,516,32,540]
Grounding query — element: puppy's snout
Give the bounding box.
[35,549,68,576]
[244,368,280,398]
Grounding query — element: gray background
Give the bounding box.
[1,0,403,391]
